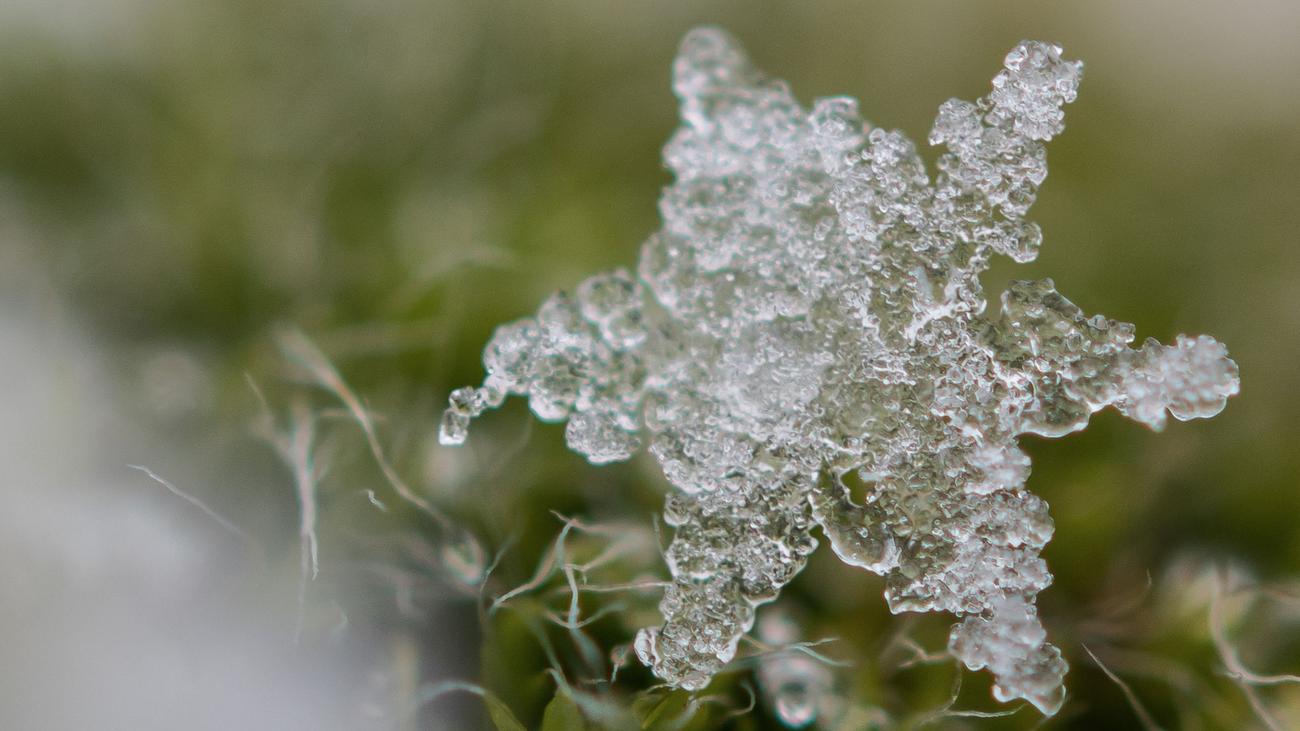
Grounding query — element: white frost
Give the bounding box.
[442,27,1240,715]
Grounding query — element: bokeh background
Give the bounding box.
[2,1,1298,729]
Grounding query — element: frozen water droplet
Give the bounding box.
[438,409,469,446]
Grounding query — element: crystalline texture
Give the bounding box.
[441,29,1240,714]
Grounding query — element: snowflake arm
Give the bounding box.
[439,270,649,464]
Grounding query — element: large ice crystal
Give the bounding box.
[441,28,1239,714]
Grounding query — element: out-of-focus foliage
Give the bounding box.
[1,1,1298,729]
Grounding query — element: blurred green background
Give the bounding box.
[2,1,1298,729]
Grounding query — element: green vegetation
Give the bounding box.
[2,2,1298,728]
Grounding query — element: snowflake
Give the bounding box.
[440,27,1239,714]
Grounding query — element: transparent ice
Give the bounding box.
[441,28,1239,715]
